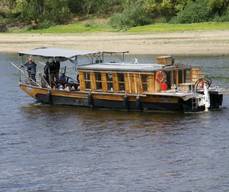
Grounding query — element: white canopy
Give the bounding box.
[18,47,100,59]
[78,62,164,72]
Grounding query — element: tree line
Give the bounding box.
[1,0,229,30]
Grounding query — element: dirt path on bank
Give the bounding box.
[1,31,229,55]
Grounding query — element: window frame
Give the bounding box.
[106,73,113,92]
[117,73,125,92]
[141,74,148,92]
[95,72,102,91]
[84,72,91,90]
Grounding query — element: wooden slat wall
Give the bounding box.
[90,72,96,91]
[79,71,85,91]
[134,73,143,94]
[101,72,107,92]
[148,74,155,92]
[130,74,135,93]
[125,73,131,93]
[112,73,119,92]
[138,74,144,94]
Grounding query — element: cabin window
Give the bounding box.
[141,74,148,92]
[106,73,113,91]
[117,73,125,91]
[166,71,171,89]
[84,72,91,89]
[185,69,191,83]
[178,70,183,84]
[173,70,177,85]
[95,72,102,90]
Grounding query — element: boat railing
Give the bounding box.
[39,73,51,89]
[11,62,42,87]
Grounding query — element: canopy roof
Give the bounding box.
[18,47,100,59]
[77,62,164,72]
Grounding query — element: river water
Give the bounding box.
[0,53,229,192]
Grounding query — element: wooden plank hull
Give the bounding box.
[19,83,222,113]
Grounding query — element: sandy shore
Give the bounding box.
[1,31,229,55]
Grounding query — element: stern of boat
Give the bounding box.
[182,89,223,112]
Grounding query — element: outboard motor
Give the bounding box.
[194,78,211,111]
[203,82,210,111]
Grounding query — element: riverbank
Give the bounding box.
[1,30,229,55]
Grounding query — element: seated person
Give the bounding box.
[58,73,67,88]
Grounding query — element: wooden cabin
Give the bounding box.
[77,57,201,95]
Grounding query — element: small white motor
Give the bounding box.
[203,82,210,111]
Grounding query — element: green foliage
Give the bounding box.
[2,0,229,31]
[143,0,175,21]
[110,1,151,29]
[10,0,70,26]
[213,7,229,22]
[16,0,42,22]
[208,0,229,16]
[36,19,55,29]
[175,0,210,23]
[43,0,71,24]
[67,0,122,16]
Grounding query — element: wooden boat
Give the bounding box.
[14,47,223,112]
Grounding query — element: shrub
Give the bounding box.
[214,7,229,22]
[0,23,8,32]
[37,19,55,29]
[43,0,71,24]
[110,4,151,29]
[175,0,210,23]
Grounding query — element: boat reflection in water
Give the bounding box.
[13,47,223,113]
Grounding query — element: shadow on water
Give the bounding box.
[19,101,228,135]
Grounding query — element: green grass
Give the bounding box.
[12,22,114,33]
[10,21,229,33]
[128,22,229,32]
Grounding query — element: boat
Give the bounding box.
[12,47,223,112]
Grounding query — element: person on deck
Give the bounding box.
[44,60,50,84]
[23,56,37,82]
[43,59,57,87]
[59,73,67,87]
[49,60,56,85]
[54,60,60,82]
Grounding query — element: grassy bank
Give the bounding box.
[9,21,229,33]
[128,22,229,32]
[11,22,114,33]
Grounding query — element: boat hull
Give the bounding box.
[19,83,223,113]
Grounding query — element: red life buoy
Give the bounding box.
[156,71,167,83]
[160,82,168,91]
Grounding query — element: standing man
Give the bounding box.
[54,60,60,82]
[23,56,37,82]
[44,60,50,84]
